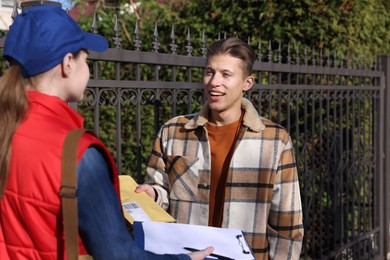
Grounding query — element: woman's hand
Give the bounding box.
[188,246,214,260]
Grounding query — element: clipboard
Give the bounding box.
[119,175,175,224]
[133,221,255,260]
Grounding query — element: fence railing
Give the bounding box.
[1,6,390,259]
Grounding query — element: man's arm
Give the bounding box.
[267,137,304,260]
[143,134,171,209]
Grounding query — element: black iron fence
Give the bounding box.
[1,8,390,260]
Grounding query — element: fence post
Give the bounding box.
[68,102,78,111]
[381,55,390,258]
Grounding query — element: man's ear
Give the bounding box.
[61,53,73,77]
[243,76,254,91]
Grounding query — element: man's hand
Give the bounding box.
[135,184,156,200]
[188,246,214,260]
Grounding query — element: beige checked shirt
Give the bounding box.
[146,98,304,259]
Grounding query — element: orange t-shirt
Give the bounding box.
[206,118,241,227]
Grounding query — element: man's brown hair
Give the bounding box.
[206,37,255,77]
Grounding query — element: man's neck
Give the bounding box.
[209,109,243,126]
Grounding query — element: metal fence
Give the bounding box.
[1,8,390,260]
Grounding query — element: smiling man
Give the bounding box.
[137,37,304,259]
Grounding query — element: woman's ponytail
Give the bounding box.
[0,65,28,197]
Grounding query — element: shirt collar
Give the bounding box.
[27,90,84,129]
[185,98,265,132]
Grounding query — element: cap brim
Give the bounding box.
[82,32,108,52]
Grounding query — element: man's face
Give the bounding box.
[203,54,253,123]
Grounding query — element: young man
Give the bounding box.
[137,37,304,259]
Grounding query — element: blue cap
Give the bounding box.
[3,4,108,77]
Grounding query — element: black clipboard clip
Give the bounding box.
[236,234,251,254]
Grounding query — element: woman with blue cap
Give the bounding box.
[0,4,213,260]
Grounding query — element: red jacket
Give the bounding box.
[0,91,120,259]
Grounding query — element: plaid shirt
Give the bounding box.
[146,98,303,259]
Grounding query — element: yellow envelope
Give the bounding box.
[119,175,175,224]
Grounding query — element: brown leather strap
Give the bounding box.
[60,129,87,260]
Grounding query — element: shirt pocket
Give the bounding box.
[166,155,199,202]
